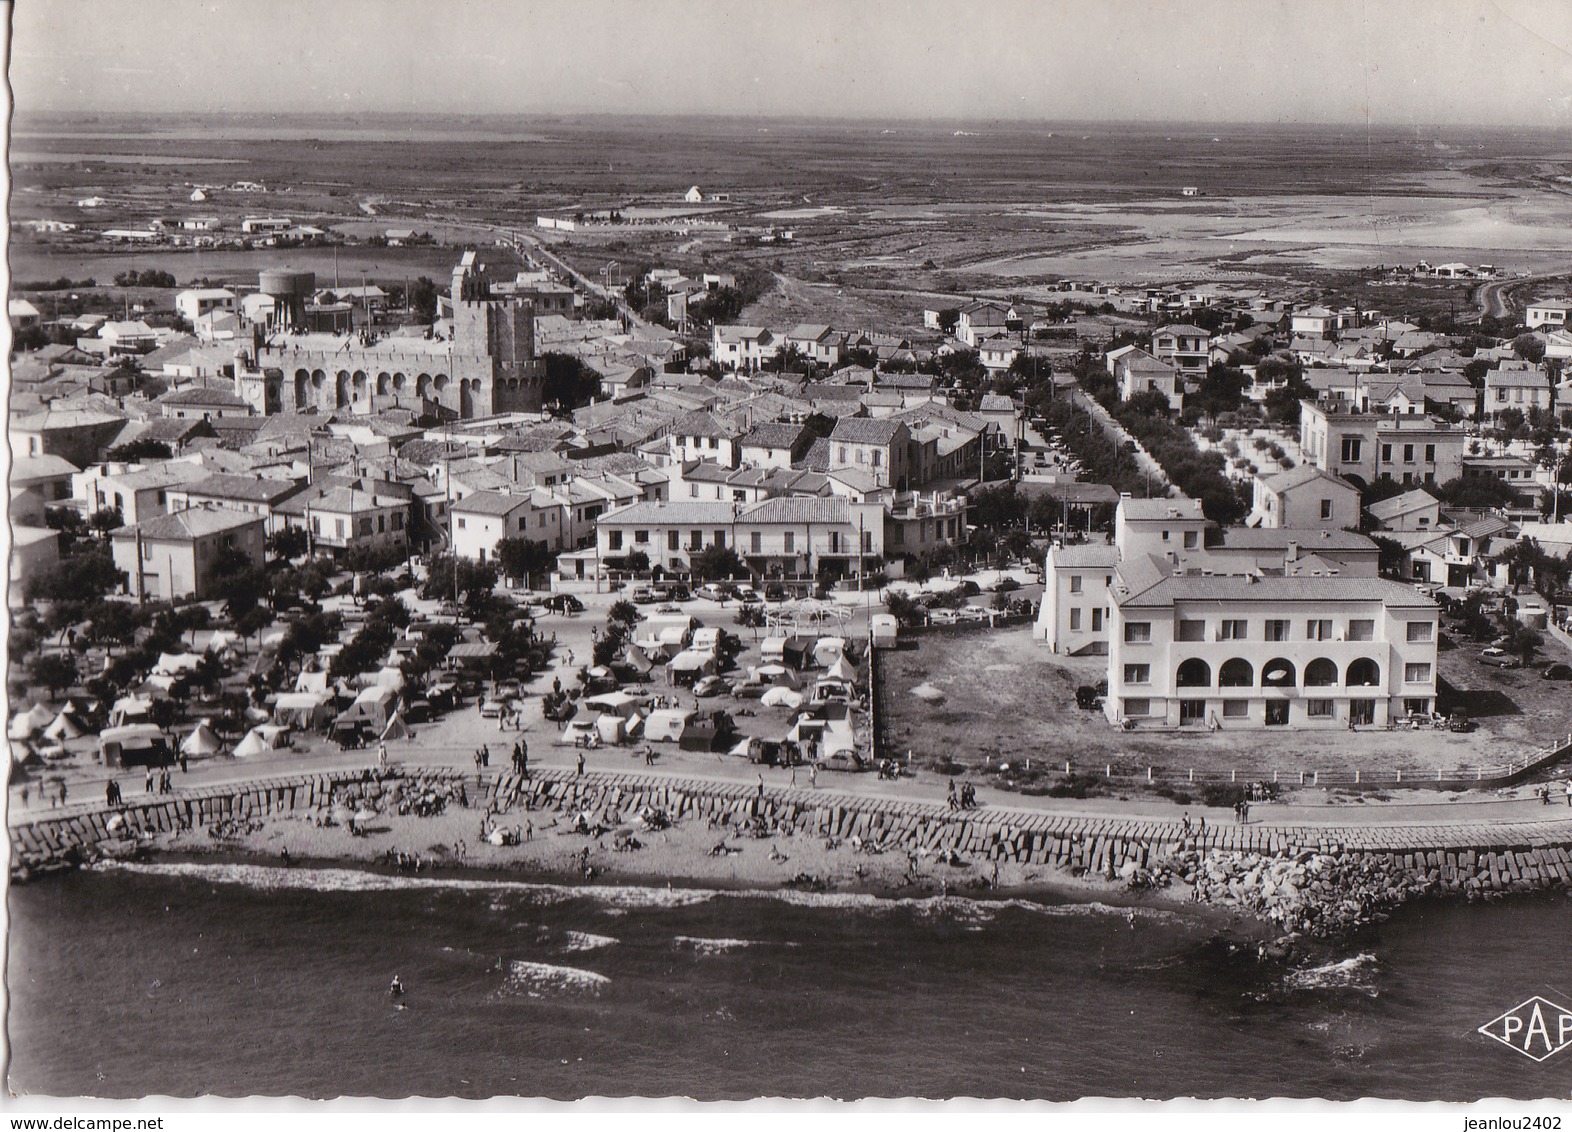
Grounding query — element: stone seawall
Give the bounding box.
[11,767,1572,932]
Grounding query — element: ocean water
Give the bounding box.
[6,862,1570,1100]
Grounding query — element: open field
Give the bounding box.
[877,626,1572,783]
[14,113,1572,328]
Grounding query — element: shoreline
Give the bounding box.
[13,765,1572,942]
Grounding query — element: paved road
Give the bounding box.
[1472,271,1570,322]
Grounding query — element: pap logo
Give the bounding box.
[1478,996,1572,1062]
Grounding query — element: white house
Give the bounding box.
[175,288,238,324]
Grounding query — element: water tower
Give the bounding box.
[258,268,315,330]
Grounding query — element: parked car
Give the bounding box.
[1543,663,1572,681]
[544,594,585,614]
[693,675,731,698]
[1480,647,1521,668]
[1447,711,1476,733]
[929,608,960,625]
[696,583,731,603]
[957,606,989,623]
[631,587,658,605]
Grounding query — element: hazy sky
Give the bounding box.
[10,0,1572,126]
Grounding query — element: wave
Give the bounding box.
[561,931,618,952]
[673,935,762,955]
[94,860,1173,926]
[496,960,609,998]
[1284,953,1380,996]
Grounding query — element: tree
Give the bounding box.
[233,604,275,653]
[1194,363,1246,418]
[421,555,499,612]
[1371,535,1408,578]
[607,599,639,628]
[1435,475,1519,510]
[408,276,440,324]
[207,547,267,620]
[1512,334,1546,364]
[267,526,310,560]
[1510,626,1544,666]
[89,507,126,537]
[541,352,603,410]
[26,545,125,605]
[28,652,77,700]
[83,600,144,654]
[689,544,748,581]
[105,438,173,463]
[496,537,553,585]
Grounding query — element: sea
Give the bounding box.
[7,861,1571,1101]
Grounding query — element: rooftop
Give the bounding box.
[114,505,265,541]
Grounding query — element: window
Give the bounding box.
[1320,499,1333,520]
[1404,698,1430,716]
[1405,663,1432,683]
[1425,444,1435,463]
[608,530,623,551]
[1404,444,1415,464]
[689,484,699,498]
[1161,530,1170,542]
[872,450,882,467]
[1177,619,1205,642]
[1069,575,1082,594]
[141,540,152,561]
[664,531,678,552]
[634,529,649,544]
[689,530,703,551]
[784,531,796,553]
[750,531,762,554]
[157,490,167,505]
[1306,699,1335,719]
[393,514,403,531]
[862,530,873,553]
[1183,530,1198,549]
[1306,619,1332,641]
[1070,608,1082,631]
[1346,619,1374,641]
[1124,622,1151,643]
[1381,444,1392,464]
[1219,619,1248,640]
[1407,621,1433,642]
[1123,664,1150,684]
[838,446,848,462]
[1265,619,1289,642]
[378,515,386,533]
[1223,700,1249,719]
[1122,699,1150,717]
[1340,436,1362,463]
[519,517,528,531]
[714,531,726,549]
[335,519,346,539]
[1091,608,1103,631]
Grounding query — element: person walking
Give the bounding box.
[146,768,155,794]
[576,752,585,778]
[1565,780,1572,807]
[810,763,818,789]
[378,742,388,774]
[757,774,765,799]
[19,784,29,808]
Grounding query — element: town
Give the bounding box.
[11,196,1572,798]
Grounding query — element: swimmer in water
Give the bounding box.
[389,975,405,997]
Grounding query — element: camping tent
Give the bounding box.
[813,637,847,668]
[761,686,804,709]
[273,691,332,729]
[825,655,859,683]
[375,666,406,691]
[153,652,202,676]
[594,713,627,744]
[583,690,644,719]
[294,670,330,695]
[752,664,801,689]
[181,721,223,756]
[109,695,153,728]
[206,630,238,654]
[98,724,170,768]
[621,642,653,676]
[379,712,410,742]
[336,685,398,732]
[9,705,51,740]
[43,709,85,742]
[670,649,716,679]
[232,729,268,757]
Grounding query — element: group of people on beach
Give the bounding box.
[945,780,978,811]
[1537,781,1572,805]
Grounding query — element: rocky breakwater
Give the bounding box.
[1125,843,1572,937]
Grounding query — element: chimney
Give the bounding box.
[1286,539,1299,562]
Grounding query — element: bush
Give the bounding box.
[1200,783,1247,808]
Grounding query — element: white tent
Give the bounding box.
[670,650,716,675]
[294,670,330,695]
[379,712,410,742]
[813,637,847,667]
[110,695,153,727]
[273,691,332,729]
[181,720,223,756]
[9,707,47,740]
[375,666,407,691]
[43,709,85,742]
[231,729,266,757]
[206,630,239,653]
[594,714,627,744]
[583,690,643,719]
[752,664,801,689]
[761,686,805,709]
[825,655,859,683]
[153,652,203,676]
